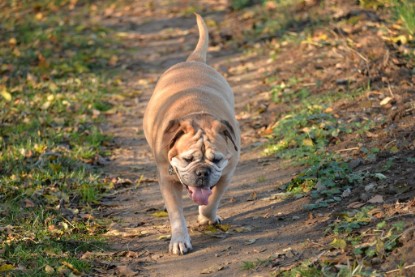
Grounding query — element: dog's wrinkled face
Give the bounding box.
[164,116,237,205]
[171,129,229,188]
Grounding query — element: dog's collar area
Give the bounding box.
[168,164,175,175]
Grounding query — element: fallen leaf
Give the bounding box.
[151,211,168,218]
[0,88,12,101]
[233,226,253,233]
[23,198,35,208]
[303,138,314,146]
[347,202,365,209]
[368,195,384,204]
[245,238,257,245]
[0,264,15,272]
[157,234,171,241]
[104,227,144,238]
[116,265,138,277]
[374,173,387,180]
[61,261,80,275]
[215,224,231,232]
[380,97,393,106]
[109,55,118,66]
[9,37,17,46]
[44,265,55,274]
[330,238,347,251]
[201,265,224,274]
[247,191,257,201]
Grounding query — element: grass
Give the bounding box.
[241,258,272,271]
[393,0,415,35]
[359,1,415,36]
[0,0,126,274]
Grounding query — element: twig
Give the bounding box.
[336,147,359,153]
[387,82,395,97]
[386,263,415,275]
[384,139,396,149]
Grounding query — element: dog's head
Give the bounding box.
[163,114,238,205]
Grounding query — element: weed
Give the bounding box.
[264,104,342,165]
[393,0,415,35]
[278,260,323,277]
[257,176,267,183]
[269,78,310,104]
[359,0,389,10]
[242,258,272,270]
[242,260,256,270]
[329,206,374,235]
[230,0,251,10]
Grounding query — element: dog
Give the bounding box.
[143,13,240,255]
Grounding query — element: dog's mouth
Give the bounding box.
[185,185,212,206]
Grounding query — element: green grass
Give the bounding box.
[393,0,415,35]
[263,82,373,209]
[0,0,125,274]
[241,258,272,271]
[359,0,415,36]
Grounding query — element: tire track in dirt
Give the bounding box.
[98,2,327,276]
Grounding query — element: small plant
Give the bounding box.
[264,104,341,165]
[241,258,272,270]
[242,260,256,270]
[270,78,309,104]
[329,206,374,235]
[393,0,415,35]
[230,0,251,10]
[359,0,389,10]
[279,260,323,277]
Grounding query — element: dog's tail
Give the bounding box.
[187,13,208,63]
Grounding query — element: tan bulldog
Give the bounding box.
[143,13,240,255]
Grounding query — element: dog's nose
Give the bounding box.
[196,167,210,177]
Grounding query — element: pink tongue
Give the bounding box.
[188,187,212,205]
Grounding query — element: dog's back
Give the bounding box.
[143,14,237,157]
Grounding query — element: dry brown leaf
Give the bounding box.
[368,195,384,204]
[116,265,138,277]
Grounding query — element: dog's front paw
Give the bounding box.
[198,214,223,225]
[169,233,192,255]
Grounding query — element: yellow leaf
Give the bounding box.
[108,55,118,66]
[233,226,253,233]
[13,48,21,57]
[41,100,52,110]
[303,139,314,146]
[330,238,347,251]
[61,261,80,275]
[9,38,17,47]
[157,234,171,240]
[215,224,231,232]
[0,264,15,272]
[392,35,408,45]
[151,211,168,218]
[34,143,47,153]
[44,265,55,274]
[35,12,43,20]
[1,88,12,101]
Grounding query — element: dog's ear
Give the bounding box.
[164,119,185,150]
[219,120,238,152]
[163,119,194,160]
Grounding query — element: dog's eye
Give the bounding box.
[212,157,222,164]
[183,157,193,163]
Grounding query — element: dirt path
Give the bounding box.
[97,2,325,276]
